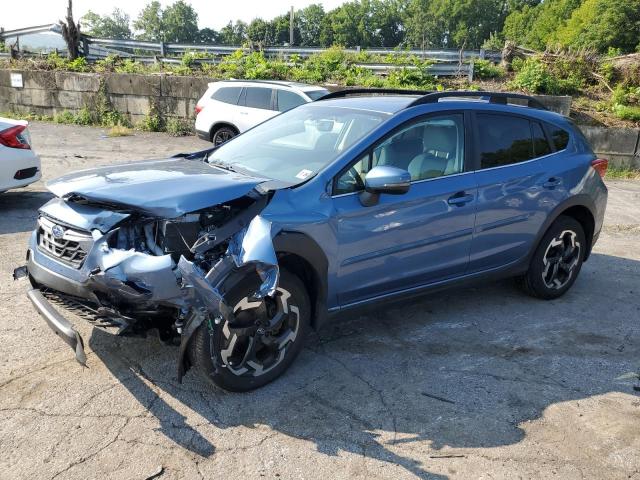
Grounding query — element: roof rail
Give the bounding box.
[318,88,433,101]
[406,91,548,110]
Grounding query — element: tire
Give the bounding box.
[188,269,310,391]
[518,215,586,300]
[211,126,236,146]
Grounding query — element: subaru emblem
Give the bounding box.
[51,224,66,239]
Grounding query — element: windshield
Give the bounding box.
[305,89,330,100]
[208,104,388,183]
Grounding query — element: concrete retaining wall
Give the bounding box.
[579,126,640,169]
[0,69,211,125]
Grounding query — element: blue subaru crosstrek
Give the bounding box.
[16,90,608,391]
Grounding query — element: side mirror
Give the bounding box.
[360,166,411,206]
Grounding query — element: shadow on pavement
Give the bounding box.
[0,190,53,235]
[86,252,639,479]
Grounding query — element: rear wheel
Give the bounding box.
[188,270,310,391]
[518,216,586,300]
[211,126,236,146]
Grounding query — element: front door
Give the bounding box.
[332,112,478,306]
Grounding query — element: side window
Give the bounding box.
[548,125,570,151]
[212,86,242,105]
[477,114,534,169]
[373,114,465,181]
[531,122,552,157]
[277,90,306,112]
[244,87,273,110]
[334,153,370,195]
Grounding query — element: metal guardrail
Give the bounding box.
[0,24,61,39]
[84,37,501,62]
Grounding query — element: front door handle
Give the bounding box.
[543,177,562,189]
[447,192,474,206]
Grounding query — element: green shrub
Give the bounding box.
[73,107,93,125]
[53,111,76,124]
[165,117,193,136]
[611,85,640,121]
[474,59,505,80]
[509,57,583,94]
[137,111,164,132]
[612,104,640,121]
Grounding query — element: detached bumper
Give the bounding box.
[26,288,87,366]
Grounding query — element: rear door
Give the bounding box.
[236,87,279,131]
[469,112,564,272]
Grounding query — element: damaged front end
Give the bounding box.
[19,184,283,380]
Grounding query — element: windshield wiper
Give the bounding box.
[207,159,237,172]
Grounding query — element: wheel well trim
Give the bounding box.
[528,196,597,264]
[272,230,329,330]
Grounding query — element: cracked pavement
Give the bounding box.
[1,122,639,479]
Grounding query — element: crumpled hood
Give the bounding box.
[47,158,269,218]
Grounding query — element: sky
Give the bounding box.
[2,0,347,31]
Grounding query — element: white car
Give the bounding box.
[0,117,41,192]
[194,80,329,145]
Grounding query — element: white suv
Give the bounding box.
[194,80,328,145]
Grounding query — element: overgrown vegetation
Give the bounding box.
[605,166,640,180]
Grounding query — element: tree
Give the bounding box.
[81,9,132,39]
[162,0,199,43]
[371,0,407,47]
[133,1,199,43]
[404,0,441,49]
[297,4,325,46]
[60,0,80,59]
[271,13,298,45]
[133,1,164,41]
[247,18,273,45]
[556,0,640,53]
[219,21,247,45]
[198,27,220,43]
[502,0,581,50]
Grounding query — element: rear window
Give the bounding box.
[305,89,329,101]
[244,87,273,110]
[212,86,242,105]
[277,90,306,112]
[548,125,570,151]
[531,122,552,157]
[477,114,534,168]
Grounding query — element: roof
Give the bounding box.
[211,79,326,91]
[310,95,419,114]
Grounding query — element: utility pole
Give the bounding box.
[289,6,294,46]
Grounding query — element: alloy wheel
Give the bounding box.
[541,229,582,290]
[213,288,300,377]
[213,129,234,146]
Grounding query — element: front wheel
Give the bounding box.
[188,270,310,391]
[518,215,586,300]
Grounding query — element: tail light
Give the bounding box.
[591,158,608,178]
[195,104,204,115]
[0,124,31,149]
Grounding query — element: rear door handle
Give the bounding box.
[447,192,474,206]
[543,177,562,189]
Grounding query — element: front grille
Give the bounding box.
[37,216,93,268]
